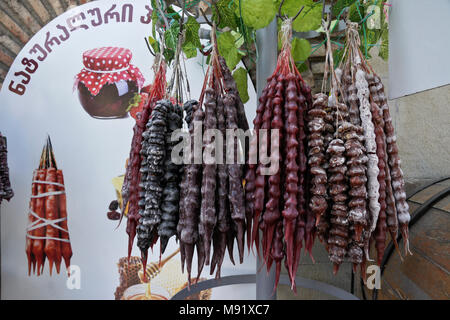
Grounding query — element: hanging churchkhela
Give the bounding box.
[246,18,313,291]
[0,132,13,205]
[122,55,167,260]
[310,20,411,279]
[25,136,73,276]
[178,24,249,284]
[136,24,190,275]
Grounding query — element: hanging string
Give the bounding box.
[312,0,381,64]
[322,13,346,132]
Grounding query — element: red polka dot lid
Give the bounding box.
[75,47,145,96]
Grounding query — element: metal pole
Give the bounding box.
[255,18,278,300]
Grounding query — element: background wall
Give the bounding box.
[371,49,450,188]
[388,0,450,99]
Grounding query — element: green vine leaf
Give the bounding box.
[214,0,239,29]
[232,67,250,103]
[218,31,243,70]
[348,2,361,22]
[164,20,180,62]
[182,16,201,58]
[150,0,158,38]
[234,0,278,30]
[232,31,245,49]
[292,37,311,62]
[165,21,179,49]
[280,0,323,32]
[332,0,354,17]
[167,6,181,21]
[183,42,198,59]
[184,16,201,47]
[379,27,389,61]
[295,62,308,73]
[366,29,381,46]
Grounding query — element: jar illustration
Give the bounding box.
[74,47,145,119]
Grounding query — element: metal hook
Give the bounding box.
[292,6,305,21]
[277,0,304,22]
[144,37,156,57]
[321,0,326,20]
[200,1,220,27]
[278,0,286,19]
[200,8,214,27]
[358,10,375,25]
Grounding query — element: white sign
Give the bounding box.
[0,0,257,300]
[389,0,450,99]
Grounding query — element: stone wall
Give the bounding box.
[368,48,450,186]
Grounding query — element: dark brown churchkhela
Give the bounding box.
[370,100,388,264]
[283,74,300,279]
[326,138,349,274]
[137,100,169,272]
[308,94,328,228]
[271,220,285,289]
[314,95,331,246]
[374,75,411,255]
[179,102,204,283]
[346,81,361,126]
[341,122,367,271]
[262,74,283,263]
[0,133,13,204]
[210,96,229,278]
[218,56,249,132]
[295,81,309,269]
[123,61,167,260]
[224,93,246,263]
[124,110,148,259]
[200,87,218,265]
[367,76,399,253]
[178,100,196,272]
[158,103,183,254]
[252,76,275,254]
[298,85,313,259]
[176,28,249,281]
[219,55,252,251]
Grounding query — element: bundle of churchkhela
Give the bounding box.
[309,20,411,279]
[25,136,72,276]
[121,55,167,260]
[137,99,183,274]
[134,29,189,274]
[245,19,313,291]
[178,24,249,284]
[0,133,13,205]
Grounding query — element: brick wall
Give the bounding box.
[0,0,95,89]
